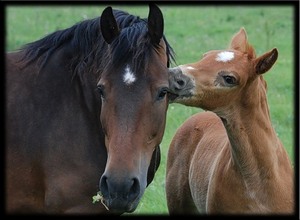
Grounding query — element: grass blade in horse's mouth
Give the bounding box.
[92,191,109,210]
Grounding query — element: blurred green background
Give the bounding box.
[5,4,295,215]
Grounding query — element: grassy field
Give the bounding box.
[5,4,295,215]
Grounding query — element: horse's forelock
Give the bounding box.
[18,8,175,77]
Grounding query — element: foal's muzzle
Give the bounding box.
[168,67,195,101]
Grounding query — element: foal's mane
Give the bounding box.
[20,9,175,76]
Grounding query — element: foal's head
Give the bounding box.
[97,5,172,213]
[169,28,278,114]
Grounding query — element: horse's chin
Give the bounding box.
[124,202,139,213]
[104,198,140,214]
[125,192,144,213]
[103,189,144,214]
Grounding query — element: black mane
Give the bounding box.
[20,9,175,76]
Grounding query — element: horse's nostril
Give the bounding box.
[99,174,141,207]
[99,175,109,197]
[128,177,140,201]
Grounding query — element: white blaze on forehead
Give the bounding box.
[216,51,234,62]
[123,65,136,85]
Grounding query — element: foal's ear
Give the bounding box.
[230,27,249,53]
[100,6,120,44]
[148,4,164,45]
[254,48,278,75]
[230,27,255,58]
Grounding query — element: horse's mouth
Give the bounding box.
[99,191,142,214]
[101,198,138,214]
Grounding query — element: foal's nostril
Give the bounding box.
[175,79,186,91]
[177,79,185,87]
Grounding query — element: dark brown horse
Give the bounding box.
[6,5,175,214]
[167,28,294,214]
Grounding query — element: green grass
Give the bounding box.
[5,4,295,215]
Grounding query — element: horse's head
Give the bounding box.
[168,28,278,114]
[97,5,171,213]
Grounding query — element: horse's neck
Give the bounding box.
[220,79,281,187]
[35,45,101,118]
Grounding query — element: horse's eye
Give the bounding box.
[157,87,168,101]
[97,85,105,98]
[223,75,236,85]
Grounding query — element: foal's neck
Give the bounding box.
[219,77,280,185]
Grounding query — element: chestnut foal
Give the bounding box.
[166,28,294,214]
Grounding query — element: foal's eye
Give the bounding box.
[223,75,236,85]
[156,87,168,101]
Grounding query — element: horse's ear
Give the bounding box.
[254,48,278,75]
[148,4,164,45]
[100,6,120,44]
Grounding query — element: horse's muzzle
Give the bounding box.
[99,174,142,213]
